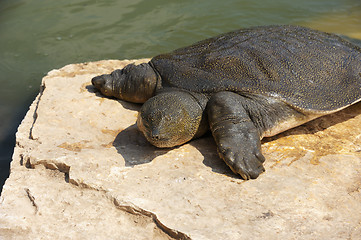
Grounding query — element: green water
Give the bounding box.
[1,0,360,192]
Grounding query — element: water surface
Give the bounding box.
[1,0,360,192]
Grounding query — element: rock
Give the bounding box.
[1,59,361,240]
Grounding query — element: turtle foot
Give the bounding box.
[217,131,265,180]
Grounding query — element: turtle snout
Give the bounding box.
[91,74,113,97]
[92,75,106,90]
[151,129,161,141]
[145,127,177,148]
[149,128,165,144]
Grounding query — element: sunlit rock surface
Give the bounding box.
[0,59,360,239]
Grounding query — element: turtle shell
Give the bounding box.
[150,25,361,112]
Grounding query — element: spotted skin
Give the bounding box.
[92,25,361,179]
[151,25,361,112]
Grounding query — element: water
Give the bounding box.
[1,0,360,193]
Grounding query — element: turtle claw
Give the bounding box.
[219,139,265,180]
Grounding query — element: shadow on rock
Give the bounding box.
[112,124,170,167]
[113,124,238,176]
[86,84,99,94]
[189,134,241,178]
[86,84,142,111]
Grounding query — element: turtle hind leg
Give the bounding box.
[207,91,266,179]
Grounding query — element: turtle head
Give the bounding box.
[137,91,208,148]
[92,63,158,103]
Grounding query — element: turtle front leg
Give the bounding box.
[207,91,265,179]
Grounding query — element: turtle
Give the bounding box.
[92,25,361,180]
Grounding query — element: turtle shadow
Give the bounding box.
[112,124,172,167]
[86,84,143,111]
[86,84,99,94]
[188,135,241,178]
[112,125,239,177]
[86,84,167,166]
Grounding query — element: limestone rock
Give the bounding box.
[1,59,360,240]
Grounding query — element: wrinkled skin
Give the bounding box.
[137,91,207,148]
[92,63,158,103]
[92,25,361,179]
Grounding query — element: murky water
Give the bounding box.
[0,0,360,192]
